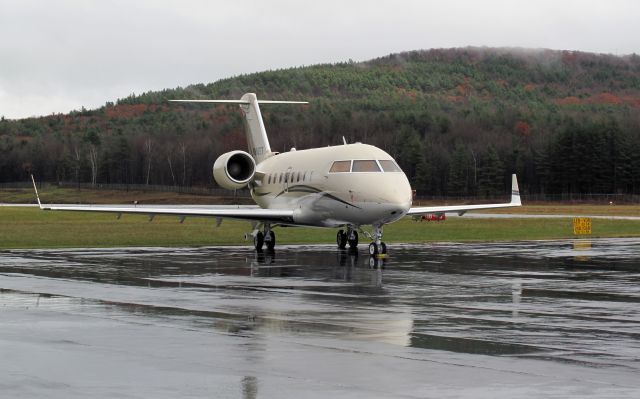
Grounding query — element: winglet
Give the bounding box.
[30,174,42,209]
[510,174,521,206]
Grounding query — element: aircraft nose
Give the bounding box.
[384,183,412,216]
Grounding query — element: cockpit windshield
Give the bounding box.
[352,160,381,172]
[329,159,402,173]
[379,160,402,172]
[329,160,351,173]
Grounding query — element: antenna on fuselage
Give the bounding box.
[342,136,347,145]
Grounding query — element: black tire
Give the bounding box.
[254,231,264,250]
[368,242,378,256]
[266,230,276,250]
[380,242,387,254]
[348,231,359,248]
[337,230,347,249]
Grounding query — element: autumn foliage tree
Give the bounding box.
[2,47,640,197]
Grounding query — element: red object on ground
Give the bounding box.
[421,213,446,222]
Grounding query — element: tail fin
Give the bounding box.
[170,93,307,164]
[239,93,273,163]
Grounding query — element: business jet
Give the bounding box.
[31,93,521,255]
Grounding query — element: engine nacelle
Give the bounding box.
[212,150,256,190]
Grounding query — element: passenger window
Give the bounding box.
[279,173,283,183]
[302,171,307,181]
[329,160,351,173]
[379,160,402,172]
[268,174,272,184]
[352,160,381,172]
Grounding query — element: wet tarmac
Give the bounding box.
[1,239,639,398]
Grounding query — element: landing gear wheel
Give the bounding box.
[266,231,276,250]
[368,242,378,256]
[337,230,347,249]
[348,231,359,248]
[254,231,264,251]
[380,242,387,254]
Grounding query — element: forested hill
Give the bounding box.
[2,47,640,196]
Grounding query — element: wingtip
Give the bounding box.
[30,174,42,208]
[511,174,522,206]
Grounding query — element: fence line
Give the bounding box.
[1,182,639,203]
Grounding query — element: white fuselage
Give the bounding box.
[249,143,413,227]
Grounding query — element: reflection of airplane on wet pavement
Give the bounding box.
[31,93,521,255]
[252,247,384,288]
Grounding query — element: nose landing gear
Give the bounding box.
[368,242,387,256]
[368,224,387,256]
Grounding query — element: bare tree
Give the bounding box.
[73,142,81,188]
[166,144,176,186]
[179,141,187,186]
[88,144,98,186]
[144,138,153,185]
[469,147,477,186]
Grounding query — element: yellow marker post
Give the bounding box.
[573,217,592,235]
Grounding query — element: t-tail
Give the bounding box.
[170,93,307,164]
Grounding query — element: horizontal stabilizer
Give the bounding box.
[171,93,307,163]
[169,99,308,105]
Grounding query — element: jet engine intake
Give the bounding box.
[213,150,256,190]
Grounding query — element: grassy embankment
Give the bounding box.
[1,206,639,249]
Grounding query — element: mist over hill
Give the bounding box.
[2,47,640,196]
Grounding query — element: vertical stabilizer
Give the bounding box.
[239,93,272,163]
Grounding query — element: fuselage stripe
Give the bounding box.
[270,184,361,209]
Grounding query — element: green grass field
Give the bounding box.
[1,207,639,249]
[4,187,640,215]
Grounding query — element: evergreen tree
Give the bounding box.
[478,145,505,197]
[447,144,470,196]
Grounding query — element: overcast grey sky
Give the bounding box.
[1,0,638,119]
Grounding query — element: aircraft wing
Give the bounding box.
[30,177,294,224]
[407,174,521,216]
[37,204,295,223]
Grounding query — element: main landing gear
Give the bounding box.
[336,227,358,249]
[253,223,276,251]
